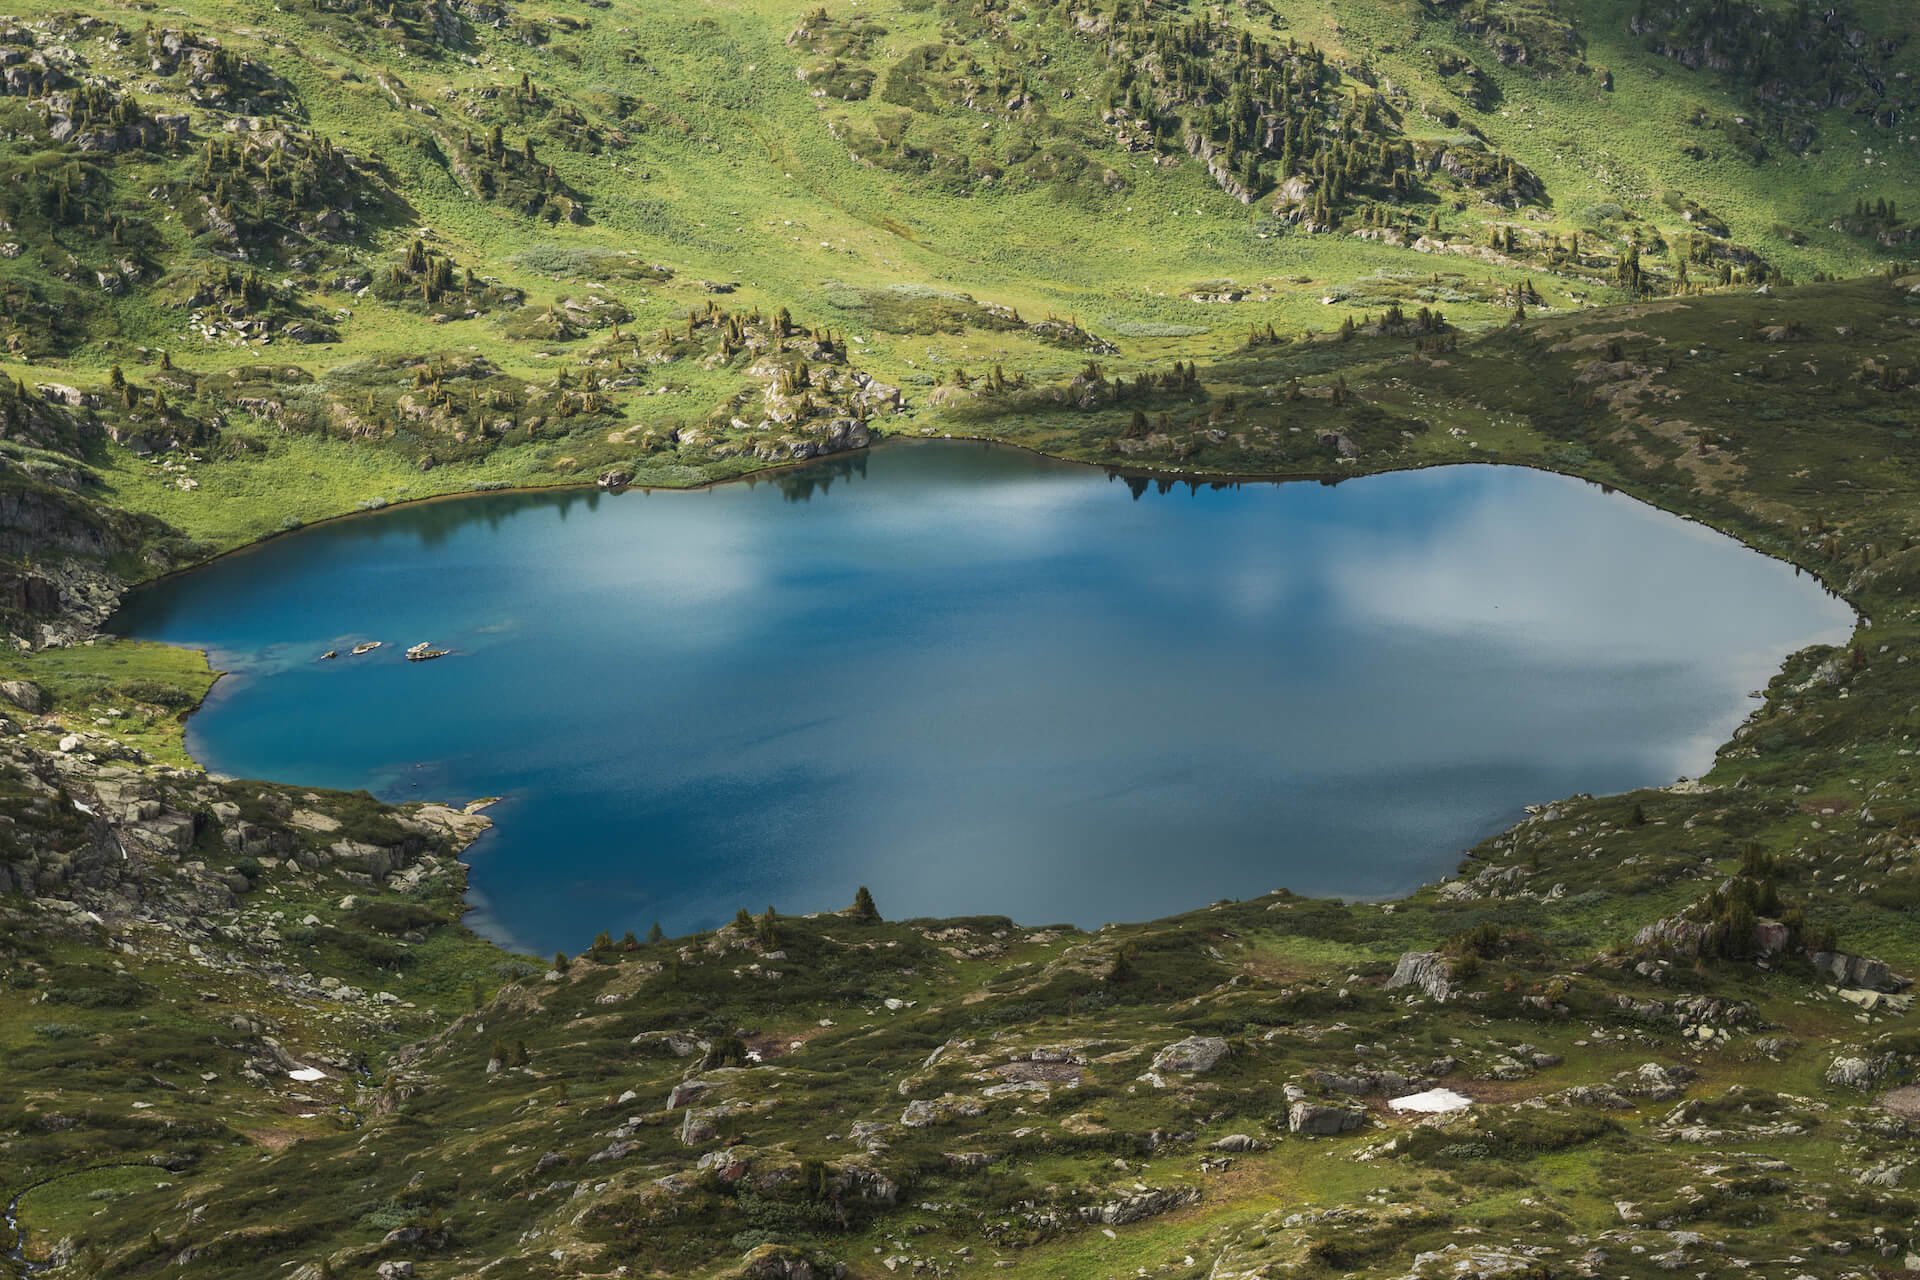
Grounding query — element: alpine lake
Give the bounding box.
[111,441,1856,955]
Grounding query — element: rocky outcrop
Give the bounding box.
[1811,950,1910,993]
[0,450,189,645]
[730,1246,845,1280]
[1827,1053,1898,1091]
[749,417,871,463]
[901,1094,986,1128]
[1385,950,1454,1002]
[1307,1066,1417,1097]
[1077,1186,1200,1226]
[1209,1133,1266,1152]
[1288,1101,1366,1135]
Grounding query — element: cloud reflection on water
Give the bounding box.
[111,443,1854,952]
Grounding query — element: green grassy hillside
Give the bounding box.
[3,0,1920,1276]
[0,0,1915,570]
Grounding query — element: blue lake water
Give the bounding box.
[110,442,1854,954]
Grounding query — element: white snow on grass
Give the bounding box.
[1388,1088,1473,1114]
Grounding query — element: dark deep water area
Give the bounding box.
[112,442,1855,954]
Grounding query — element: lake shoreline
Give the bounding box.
[108,445,1858,955]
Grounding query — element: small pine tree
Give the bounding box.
[850,885,880,922]
[647,920,666,945]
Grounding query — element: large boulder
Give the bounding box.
[1812,950,1910,992]
[1385,951,1454,1002]
[0,679,50,714]
[1150,1035,1230,1076]
[1288,1101,1366,1136]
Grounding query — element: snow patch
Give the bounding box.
[1388,1088,1473,1114]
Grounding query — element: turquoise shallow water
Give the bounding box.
[111,442,1854,954]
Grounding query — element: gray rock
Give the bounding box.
[1209,1133,1267,1152]
[588,1139,640,1163]
[1811,950,1907,992]
[1857,1160,1908,1188]
[679,1108,718,1145]
[667,1078,709,1110]
[1287,1102,1365,1136]
[1150,1035,1230,1076]
[735,1245,832,1279]
[0,679,50,713]
[1826,1055,1885,1091]
[900,1094,983,1128]
[632,1029,706,1058]
[1385,951,1454,1002]
[1077,1186,1200,1226]
[1626,1062,1694,1101]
